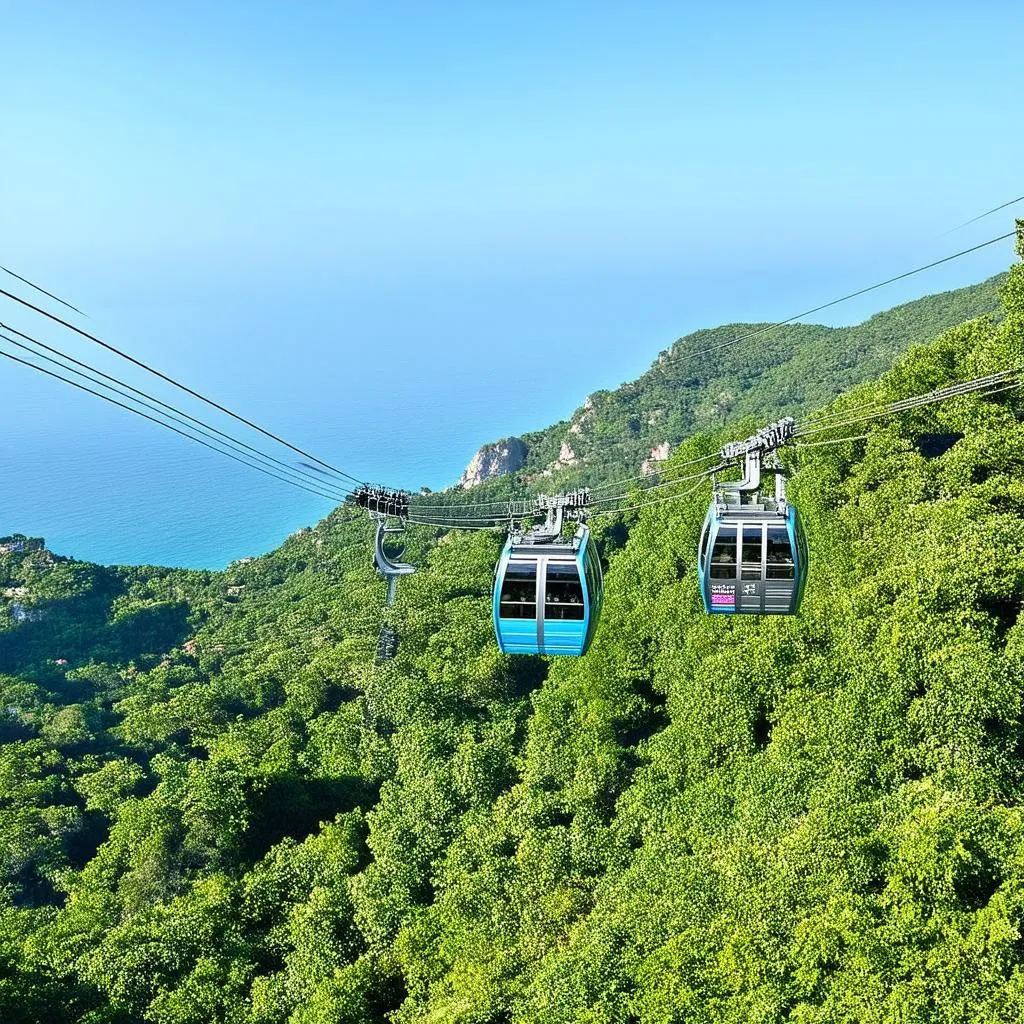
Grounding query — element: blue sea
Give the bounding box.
[1,246,1012,570]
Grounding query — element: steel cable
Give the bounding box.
[586,451,722,494]
[0,284,365,485]
[942,195,1024,234]
[0,346,354,504]
[792,434,872,449]
[797,367,1018,431]
[0,266,87,317]
[795,372,1022,438]
[0,328,354,500]
[655,230,1016,372]
[589,475,714,519]
[587,464,728,506]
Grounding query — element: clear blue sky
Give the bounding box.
[1,1,1023,564]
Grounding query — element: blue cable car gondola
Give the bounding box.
[697,418,808,615]
[493,522,603,656]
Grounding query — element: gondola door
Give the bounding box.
[496,558,540,654]
[707,523,737,612]
[764,520,798,613]
[738,523,764,613]
[540,558,587,654]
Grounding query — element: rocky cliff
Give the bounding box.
[458,437,528,489]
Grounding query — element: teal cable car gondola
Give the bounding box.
[493,503,603,656]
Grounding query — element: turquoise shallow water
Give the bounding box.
[1,428,336,569]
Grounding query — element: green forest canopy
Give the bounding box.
[1,234,1024,1022]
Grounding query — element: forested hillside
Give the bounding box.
[2,239,1024,1023]
[441,273,1006,503]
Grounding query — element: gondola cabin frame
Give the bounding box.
[492,524,603,656]
[698,503,807,614]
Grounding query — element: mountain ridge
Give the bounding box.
[449,272,1007,495]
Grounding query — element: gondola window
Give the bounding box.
[500,563,537,619]
[545,563,585,620]
[710,526,737,579]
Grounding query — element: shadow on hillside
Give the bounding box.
[245,773,378,862]
[0,960,136,1024]
[1,589,117,674]
[106,602,192,660]
[494,655,549,700]
[0,582,191,676]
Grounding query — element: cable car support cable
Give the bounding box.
[0,327,357,499]
[0,284,366,485]
[0,347,354,504]
[0,266,88,317]
[656,229,1016,374]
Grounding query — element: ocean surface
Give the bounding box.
[1,248,1012,570]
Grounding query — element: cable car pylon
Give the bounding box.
[351,486,415,660]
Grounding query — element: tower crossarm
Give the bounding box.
[350,485,410,519]
[721,417,796,460]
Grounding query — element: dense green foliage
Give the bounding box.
[2,246,1024,1022]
